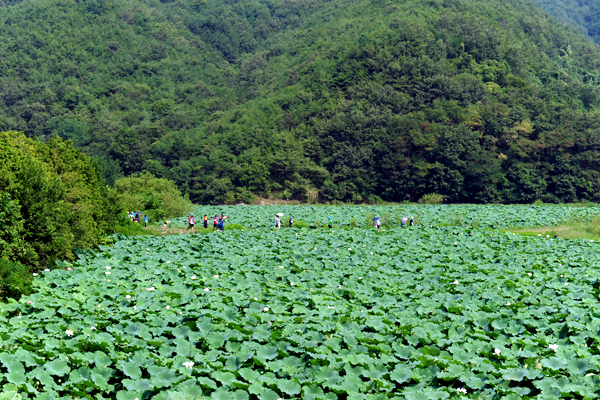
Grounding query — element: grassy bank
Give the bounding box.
[507,216,600,240]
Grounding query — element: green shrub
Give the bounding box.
[0,259,32,301]
[418,193,445,205]
[113,173,193,221]
[293,220,310,229]
[225,223,245,230]
[114,215,151,236]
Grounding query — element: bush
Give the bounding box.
[112,173,193,221]
[225,223,245,230]
[293,220,310,229]
[418,193,445,205]
[114,214,151,236]
[0,259,32,301]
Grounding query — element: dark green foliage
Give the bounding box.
[0,259,31,301]
[1,0,600,203]
[0,131,119,269]
[532,0,600,44]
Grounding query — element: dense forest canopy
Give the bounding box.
[531,0,600,45]
[2,0,600,203]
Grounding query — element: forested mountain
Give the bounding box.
[531,0,600,45]
[2,0,600,204]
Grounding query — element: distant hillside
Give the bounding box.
[2,0,600,204]
[531,0,600,44]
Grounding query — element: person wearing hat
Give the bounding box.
[275,215,281,230]
[328,217,333,229]
[188,214,195,232]
[289,216,294,228]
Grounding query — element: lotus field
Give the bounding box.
[3,206,600,399]
[171,204,600,229]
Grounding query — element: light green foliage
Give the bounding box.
[112,173,193,222]
[4,207,600,397]
[419,193,446,205]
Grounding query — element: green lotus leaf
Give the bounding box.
[541,357,568,371]
[390,365,412,384]
[45,359,70,376]
[212,371,237,386]
[278,380,301,396]
[258,388,281,400]
[116,391,143,400]
[566,358,589,375]
[122,362,142,379]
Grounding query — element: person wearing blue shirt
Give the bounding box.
[144,215,148,229]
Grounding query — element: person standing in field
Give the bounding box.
[213,215,218,230]
[218,216,225,231]
[203,215,208,229]
[275,215,281,230]
[373,215,381,229]
[328,216,333,229]
[410,216,415,226]
[289,216,294,228]
[144,215,148,229]
[188,214,195,232]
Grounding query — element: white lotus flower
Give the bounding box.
[453,280,459,285]
[290,282,295,286]
[65,330,74,336]
[494,348,501,355]
[105,271,111,275]
[126,295,131,299]
[44,269,50,272]
[327,306,335,309]
[348,248,352,250]
[133,306,137,310]
[338,285,343,289]
[279,266,284,269]
[359,277,362,280]
[506,303,511,306]
[370,252,373,255]
[183,361,194,369]
[91,326,96,330]
[565,283,568,286]
[214,275,219,278]
[528,273,532,276]
[166,305,170,310]
[457,388,467,394]
[105,266,111,270]
[166,261,171,264]
[263,307,269,312]
[146,287,155,291]
[204,288,210,292]
[549,343,558,351]
[190,276,197,280]
[254,297,258,301]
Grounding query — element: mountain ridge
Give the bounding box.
[2,0,600,203]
